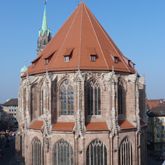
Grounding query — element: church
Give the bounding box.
[16,2,147,165]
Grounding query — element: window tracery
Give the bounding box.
[86,81,101,115]
[60,80,74,115]
[119,137,132,165]
[53,139,73,165]
[86,139,107,165]
[118,80,126,115]
[31,84,38,120]
[32,138,43,165]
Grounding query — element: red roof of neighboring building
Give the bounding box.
[29,120,44,130]
[86,122,109,131]
[147,99,165,116]
[147,99,165,109]
[119,120,135,129]
[28,3,135,75]
[52,122,75,131]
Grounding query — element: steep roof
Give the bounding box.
[3,98,18,107]
[28,3,135,75]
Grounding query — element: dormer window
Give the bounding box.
[32,56,41,66]
[44,51,56,65]
[64,55,71,62]
[88,48,98,62]
[112,55,120,63]
[64,48,73,62]
[90,55,97,62]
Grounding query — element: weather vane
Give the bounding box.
[44,0,47,5]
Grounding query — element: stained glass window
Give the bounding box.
[118,81,126,115]
[32,138,43,165]
[87,81,101,115]
[53,139,73,165]
[86,139,107,165]
[60,80,74,115]
[119,137,132,165]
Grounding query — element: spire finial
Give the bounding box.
[40,0,48,35]
[37,0,51,55]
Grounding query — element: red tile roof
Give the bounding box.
[28,3,135,75]
[147,99,165,116]
[147,99,165,109]
[119,120,135,129]
[29,120,44,130]
[52,122,75,131]
[86,122,109,131]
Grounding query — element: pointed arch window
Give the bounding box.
[32,138,43,165]
[40,83,49,115]
[60,80,74,115]
[86,139,107,165]
[53,139,73,165]
[87,81,101,115]
[119,137,132,165]
[23,88,26,116]
[31,84,38,120]
[118,81,126,115]
[40,89,44,115]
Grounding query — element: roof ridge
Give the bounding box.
[78,4,84,70]
[51,5,81,66]
[84,5,109,70]
[85,6,131,72]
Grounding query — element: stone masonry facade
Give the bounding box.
[16,70,147,165]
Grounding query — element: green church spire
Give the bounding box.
[39,0,50,36]
[37,0,51,55]
[41,0,48,34]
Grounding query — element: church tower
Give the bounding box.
[37,1,51,55]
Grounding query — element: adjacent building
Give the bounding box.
[147,99,165,157]
[17,2,147,165]
[2,98,18,124]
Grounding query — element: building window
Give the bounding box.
[86,81,101,115]
[60,80,74,115]
[31,84,38,120]
[53,139,73,165]
[86,139,107,165]
[32,138,43,165]
[64,55,71,62]
[90,55,97,62]
[118,80,126,115]
[40,90,44,115]
[64,48,73,62]
[119,137,132,165]
[112,55,120,63]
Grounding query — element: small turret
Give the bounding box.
[37,0,51,55]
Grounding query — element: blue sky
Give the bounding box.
[0,0,165,103]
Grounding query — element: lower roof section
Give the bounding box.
[28,120,140,131]
[52,122,75,131]
[29,120,44,130]
[86,122,109,131]
[119,120,135,130]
